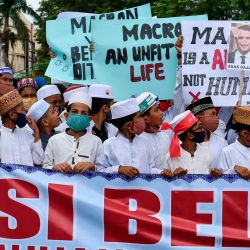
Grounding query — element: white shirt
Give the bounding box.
[43,131,102,169]
[163,65,185,123]
[165,143,212,174]
[200,132,228,168]
[141,131,172,174]
[96,133,158,174]
[0,126,44,166]
[219,140,250,173]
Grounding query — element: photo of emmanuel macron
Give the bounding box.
[228,24,250,65]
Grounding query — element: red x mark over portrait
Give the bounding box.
[189,91,201,103]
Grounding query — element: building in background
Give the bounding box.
[0,13,38,74]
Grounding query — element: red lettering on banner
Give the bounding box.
[27,246,35,250]
[0,246,4,250]
[212,49,227,70]
[48,184,74,241]
[104,189,162,244]
[171,191,215,247]
[222,191,250,247]
[155,63,165,80]
[12,246,19,250]
[0,179,40,239]
[130,63,165,82]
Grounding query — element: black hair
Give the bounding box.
[91,97,113,114]
[231,122,250,133]
[111,113,136,131]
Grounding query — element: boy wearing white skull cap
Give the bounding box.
[43,92,102,173]
[96,98,157,177]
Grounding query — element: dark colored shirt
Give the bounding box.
[40,130,59,150]
[92,123,108,142]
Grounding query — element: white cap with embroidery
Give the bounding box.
[88,84,114,99]
[136,92,157,114]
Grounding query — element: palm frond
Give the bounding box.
[9,11,29,40]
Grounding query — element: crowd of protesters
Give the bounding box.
[0,35,249,179]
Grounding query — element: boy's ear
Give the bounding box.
[103,104,109,113]
[143,115,150,123]
[40,117,49,127]
[64,112,68,120]
[126,121,134,132]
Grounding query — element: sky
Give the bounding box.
[27,0,40,11]
[25,0,41,22]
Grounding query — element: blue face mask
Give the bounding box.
[15,113,28,128]
[66,113,90,132]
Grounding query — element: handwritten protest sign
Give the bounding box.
[1,164,250,249]
[182,20,250,106]
[91,15,207,101]
[45,4,152,85]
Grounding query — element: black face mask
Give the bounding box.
[15,113,28,128]
[105,111,112,123]
[191,131,205,143]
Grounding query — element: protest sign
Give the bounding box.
[45,4,152,85]
[1,164,250,249]
[91,15,207,101]
[182,21,250,106]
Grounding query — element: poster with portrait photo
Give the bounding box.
[227,22,250,71]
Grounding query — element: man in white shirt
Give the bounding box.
[219,106,250,178]
[88,84,118,142]
[186,96,227,177]
[0,89,44,166]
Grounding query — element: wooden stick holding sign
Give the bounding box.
[238,70,245,106]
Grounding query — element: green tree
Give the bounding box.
[0,0,40,67]
[152,0,250,20]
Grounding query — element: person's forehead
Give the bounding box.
[0,73,13,79]
[21,86,37,93]
[238,29,250,37]
[70,102,89,111]
[46,94,61,101]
